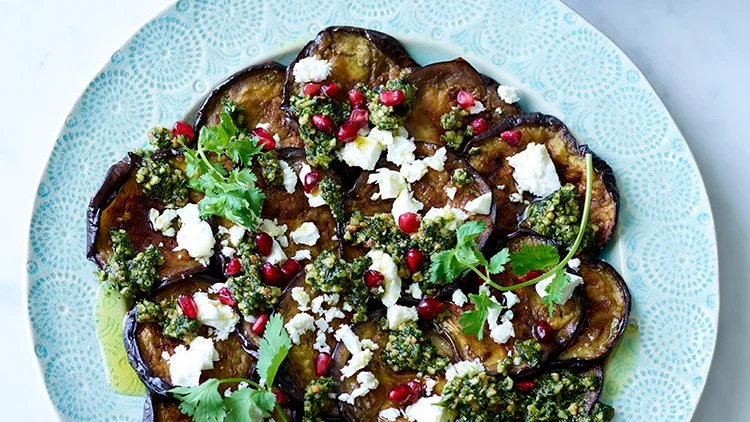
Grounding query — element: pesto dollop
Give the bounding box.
[256,149,284,187]
[439,106,472,149]
[362,79,417,131]
[134,154,189,206]
[522,184,597,251]
[305,250,372,323]
[303,377,337,422]
[289,95,349,168]
[452,168,475,187]
[382,320,449,375]
[318,177,346,223]
[136,298,200,341]
[227,271,282,317]
[147,127,178,150]
[97,229,163,299]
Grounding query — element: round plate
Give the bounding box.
[26,0,718,420]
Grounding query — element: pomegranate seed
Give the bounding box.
[516,270,544,283]
[500,129,523,146]
[225,257,242,276]
[336,121,360,143]
[312,114,335,134]
[398,212,420,234]
[280,259,301,279]
[348,88,367,108]
[379,89,405,106]
[364,270,385,288]
[417,298,446,320]
[251,127,276,150]
[217,287,236,307]
[273,388,288,406]
[252,313,270,335]
[456,90,475,109]
[315,352,333,377]
[516,380,536,392]
[304,171,323,194]
[321,82,341,98]
[470,117,489,135]
[407,380,423,402]
[261,262,286,286]
[406,248,425,272]
[348,108,370,128]
[302,83,322,97]
[255,232,273,256]
[177,295,198,319]
[532,320,553,344]
[172,121,195,141]
[388,384,412,405]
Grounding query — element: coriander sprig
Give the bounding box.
[169,314,292,422]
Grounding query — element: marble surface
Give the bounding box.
[0,0,747,420]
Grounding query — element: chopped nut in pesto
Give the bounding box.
[319,177,346,223]
[382,320,449,374]
[134,154,188,206]
[303,377,337,422]
[97,229,163,299]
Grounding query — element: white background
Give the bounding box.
[1,0,748,420]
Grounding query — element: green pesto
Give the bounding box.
[304,250,372,323]
[467,146,481,156]
[134,154,189,206]
[440,107,469,131]
[302,377,337,422]
[256,149,284,187]
[441,370,518,422]
[97,229,163,299]
[227,270,282,317]
[514,339,543,370]
[289,95,349,168]
[135,299,200,341]
[318,177,346,223]
[452,168,475,187]
[362,79,417,130]
[381,320,449,375]
[522,184,597,251]
[147,127,176,150]
[524,371,614,421]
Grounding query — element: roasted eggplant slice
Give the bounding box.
[195,62,303,149]
[464,113,619,253]
[331,313,453,422]
[143,392,298,422]
[557,260,631,363]
[403,59,522,148]
[124,278,255,395]
[88,153,205,288]
[283,26,417,107]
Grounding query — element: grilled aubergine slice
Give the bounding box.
[87,153,205,288]
[195,62,304,149]
[437,235,584,376]
[124,278,255,395]
[282,26,417,109]
[464,113,618,253]
[557,260,631,364]
[344,142,496,254]
[403,59,522,148]
[331,312,454,422]
[143,392,298,422]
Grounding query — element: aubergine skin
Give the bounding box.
[124,278,256,396]
[282,26,417,112]
[557,260,631,364]
[87,153,206,288]
[143,392,298,422]
[403,59,522,148]
[464,113,619,254]
[195,62,304,149]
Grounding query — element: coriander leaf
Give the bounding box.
[170,378,226,422]
[453,243,481,268]
[487,248,510,274]
[256,314,292,386]
[458,291,501,340]
[224,388,276,422]
[226,137,263,166]
[455,221,487,246]
[429,250,461,284]
[541,271,570,315]
[509,244,560,276]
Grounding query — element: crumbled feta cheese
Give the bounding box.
[149,208,178,236]
[292,56,332,83]
[174,204,215,266]
[422,206,468,231]
[507,143,561,197]
[391,190,424,225]
[424,377,438,395]
[386,305,419,330]
[400,160,429,183]
[489,318,515,344]
[368,168,408,200]
[445,186,457,200]
[405,395,454,422]
[379,408,402,421]
[335,325,378,379]
[291,287,311,311]
[509,192,523,203]
[497,184,506,190]
[445,359,485,381]
[503,291,520,308]
[452,289,468,307]
[299,164,327,207]
[221,246,235,258]
[339,135,384,170]
[406,283,423,299]
[168,336,219,387]
[422,147,448,171]
[367,250,402,307]
[279,160,297,193]
[193,292,239,341]
[209,283,227,294]
[263,238,287,265]
[467,100,486,114]
[536,273,584,305]
[290,222,320,246]
[292,249,312,261]
[568,258,581,271]
[386,133,416,166]
[259,218,288,238]
[367,127,395,145]
[338,371,379,404]
[497,85,520,104]
[277,235,289,248]
[464,192,493,215]
[227,225,247,247]
[285,312,315,344]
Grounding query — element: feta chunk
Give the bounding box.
[263,238,287,265]
[452,289,468,307]
[386,133,416,166]
[290,222,320,246]
[379,408,402,421]
[467,100,486,114]
[464,192,493,215]
[568,258,581,271]
[406,283,423,299]
[285,312,315,344]
[400,160,429,183]
[391,190,424,225]
[291,287,311,311]
[445,359,485,380]
[368,168,408,200]
[422,147,448,171]
[174,204,215,266]
[259,219,287,238]
[536,273,584,305]
[386,305,419,330]
[405,396,454,422]
[497,85,520,104]
[422,206,468,232]
[193,292,240,340]
[292,56,332,83]
[507,143,561,197]
[227,225,247,247]
[149,208,178,236]
[445,186,457,200]
[292,249,312,261]
[167,336,219,387]
[338,371,379,405]
[298,163,327,207]
[334,325,378,379]
[367,250,402,307]
[339,135,384,170]
[279,160,297,193]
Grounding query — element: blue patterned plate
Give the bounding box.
[26,0,719,420]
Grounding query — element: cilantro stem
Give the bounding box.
[470,266,505,291]
[501,153,594,292]
[275,403,290,422]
